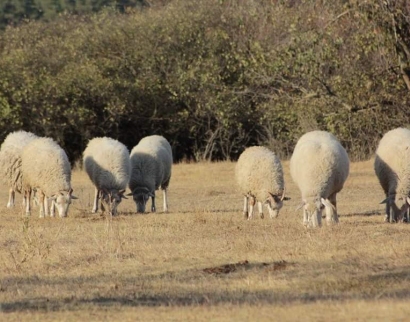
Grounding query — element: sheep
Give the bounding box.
[83,137,131,216]
[0,130,38,208]
[21,137,77,218]
[374,127,410,223]
[235,146,290,220]
[290,130,349,228]
[128,135,172,213]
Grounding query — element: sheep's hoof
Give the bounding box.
[260,213,264,219]
[243,212,248,219]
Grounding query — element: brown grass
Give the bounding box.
[0,161,409,321]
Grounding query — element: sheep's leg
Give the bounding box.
[257,201,264,219]
[242,195,249,219]
[310,210,321,228]
[50,199,55,217]
[38,191,45,218]
[248,203,254,220]
[162,188,168,213]
[151,194,156,213]
[24,189,31,216]
[303,207,309,226]
[44,196,49,217]
[325,194,338,224]
[92,188,99,213]
[7,188,15,208]
[385,199,390,223]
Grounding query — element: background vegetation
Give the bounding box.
[0,0,409,162]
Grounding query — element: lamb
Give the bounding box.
[21,137,77,218]
[83,137,131,216]
[290,130,349,228]
[374,127,410,223]
[0,130,38,208]
[235,146,290,220]
[128,135,172,213]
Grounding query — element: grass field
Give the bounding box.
[0,160,409,321]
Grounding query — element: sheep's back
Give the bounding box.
[290,131,349,199]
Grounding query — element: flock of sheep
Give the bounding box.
[0,127,409,227]
[236,128,410,227]
[0,132,172,218]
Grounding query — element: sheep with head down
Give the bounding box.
[21,137,77,218]
[235,146,289,220]
[374,127,410,223]
[290,130,349,228]
[83,137,131,216]
[128,135,172,213]
[0,130,38,208]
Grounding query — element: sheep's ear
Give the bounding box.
[406,196,410,205]
[149,192,155,197]
[283,197,291,201]
[126,192,133,196]
[119,189,128,199]
[380,197,389,204]
[71,195,79,200]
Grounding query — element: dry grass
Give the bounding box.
[0,161,409,321]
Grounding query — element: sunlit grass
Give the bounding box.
[0,161,409,321]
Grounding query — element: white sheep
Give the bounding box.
[374,127,410,223]
[83,137,131,216]
[235,146,289,220]
[21,137,77,218]
[290,130,349,228]
[128,135,172,213]
[0,130,38,208]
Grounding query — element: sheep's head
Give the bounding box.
[50,188,78,218]
[265,189,290,218]
[301,198,336,228]
[127,187,154,213]
[381,195,410,222]
[100,189,127,216]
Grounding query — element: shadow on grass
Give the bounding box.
[1,264,409,313]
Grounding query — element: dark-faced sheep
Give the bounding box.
[128,135,172,213]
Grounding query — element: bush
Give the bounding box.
[0,0,409,162]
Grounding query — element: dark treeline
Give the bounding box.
[0,0,147,30]
[0,0,409,163]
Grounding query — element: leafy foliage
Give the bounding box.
[0,0,409,162]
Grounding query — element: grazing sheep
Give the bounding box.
[235,146,289,220]
[290,131,349,228]
[83,137,131,216]
[128,135,172,213]
[374,127,410,223]
[0,130,38,208]
[21,137,77,218]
